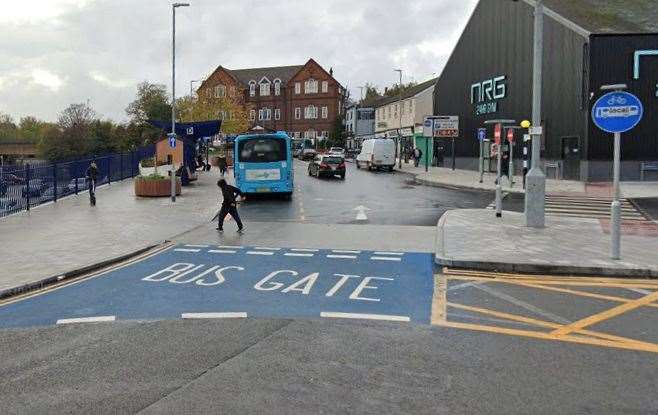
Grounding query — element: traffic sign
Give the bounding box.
[529,126,543,136]
[506,128,514,143]
[592,91,643,133]
[477,128,486,141]
[168,133,177,148]
[494,123,502,145]
[422,117,434,137]
[433,116,459,138]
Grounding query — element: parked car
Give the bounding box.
[328,147,345,157]
[21,179,48,198]
[308,154,346,179]
[0,173,25,185]
[356,138,396,171]
[300,147,317,161]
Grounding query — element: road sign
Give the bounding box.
[592,91,644,133]
[422,116,435,137]
[507,128,514,143]
[477,128,486,141]
[433,116,459,138]
[494,123,502,145]
[529,126,543,136]
[167,133,177,148]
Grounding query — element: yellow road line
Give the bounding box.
[431,274,447,324]
[513,282,658,309]
[436,321,658,354]
[551,290,658,337]
[446,302,657,346]
[444,268,658,286]
[0,242,175,307]
[447,275,658,290]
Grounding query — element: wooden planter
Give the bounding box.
[134,177,181,197]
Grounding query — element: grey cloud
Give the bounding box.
[0,0,477,122]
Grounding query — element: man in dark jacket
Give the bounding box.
[85,161,99,192]
[216,179,244,233]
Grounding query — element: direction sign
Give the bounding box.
[477,128,486,141]
[592,91,644,134]
[433,116,459,138]
[167,133,177,148]
[494,123,502,145]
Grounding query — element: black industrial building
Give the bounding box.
[433,0,657,181]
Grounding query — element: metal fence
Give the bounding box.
[0,145,155,218]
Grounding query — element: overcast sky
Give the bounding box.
[0,0,478,123]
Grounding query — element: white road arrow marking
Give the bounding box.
[354,205,371,221]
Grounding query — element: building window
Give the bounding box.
[294,107,301,119]
[274,108,281,120]
[249,81,256,97]
[305,129,316,139]
[229,86,236,97]
[249,109,256,121]
[321,131,328,138]
[259,78,270,96]
[305,78,318,94]
[214,85,226,98]
[321,106,328,119]
[258,108,271,121]
[321,81,328,93]
[274,79,281,96]
[295,82,301,94]
[294,132,301,138]
[305,105,318,119]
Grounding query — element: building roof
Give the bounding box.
[528,0,658,35]
[225,64,304,86]
[373,77,438,108]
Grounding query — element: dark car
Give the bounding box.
[308,155,346,179]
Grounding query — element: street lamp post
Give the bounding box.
[394,69,403,169]
[523,0,546,227]
[171,2,190,203]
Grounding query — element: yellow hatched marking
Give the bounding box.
[436,321,658,354]
[447,302,657,346]
[431,274,447,324]
[513,282,658,309]
[551,290,658,337]
[446,275,658,290]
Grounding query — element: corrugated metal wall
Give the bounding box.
[434,0,587,161]
[588,34,658,161]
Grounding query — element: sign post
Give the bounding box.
[591,84,643,260]
[507,127,515,187]
[477,128,486,183]
[433,116,459,171]
[422,117,435,173]
[485,119,516,218]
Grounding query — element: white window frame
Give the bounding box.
[321,81,328,93]
[294,131,301,138]
[305,105,318,119]
[258,109,264,121]
[321,130,328,138]
[294,107,301,120]
[259,77,271,96]
[274,79,281,96]
[249,109,256,121]
[321,106,328,119]
[304,78,318,94]
[294,82,301,94]
[215,85,226,98]
[249,81,256,97]
[274,108,281,120]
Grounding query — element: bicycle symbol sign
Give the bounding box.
[592,91,643,134]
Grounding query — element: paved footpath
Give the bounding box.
[0,170,221,295]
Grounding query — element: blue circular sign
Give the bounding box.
[592,91,643,134]
[477,128,486,141]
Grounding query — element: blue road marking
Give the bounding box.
[0,245,435,328]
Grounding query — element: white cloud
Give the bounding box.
[0,0,91,23]
[31,69,65,91]
[90,71,132,88]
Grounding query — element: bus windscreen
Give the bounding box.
[238,137,286,163]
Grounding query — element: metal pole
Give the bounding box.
[395,69,403,169]
[171,5,177,203]
[479,139,484,183]
[451,137,456,170]
[509,140,514,187]
[611,131,621,259]
[495,125,502,218]
[425,136,429,172]
[524,0,546,228]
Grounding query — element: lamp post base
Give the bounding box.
[524,167,546,228]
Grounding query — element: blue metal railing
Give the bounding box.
[0,146,155,218]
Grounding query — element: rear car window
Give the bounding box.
[322,157,343,164]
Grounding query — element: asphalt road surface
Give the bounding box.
[1,163,657,414]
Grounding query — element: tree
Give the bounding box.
[177,95,248,135]
[126,82,171,124]
[0,113,18,143]
[383,81,417,98]
[328,115,346,147]
[361,83,381,104]
[58,103,97,130]
[18,116,51,143]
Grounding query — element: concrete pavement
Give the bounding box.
[436,209,658,277]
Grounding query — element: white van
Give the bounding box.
[356,139,396,171]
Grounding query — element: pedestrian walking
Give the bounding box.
[218,155,227,177]
[215,178,244,233]
[413,147,422,167]
[85,161,98,206]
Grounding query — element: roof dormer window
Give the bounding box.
[259,77,271,96]
[274,79,281,96]
[249,80,256,97]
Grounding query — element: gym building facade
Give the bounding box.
[433,0,657,181]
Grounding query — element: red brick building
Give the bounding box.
[197,58,345,141]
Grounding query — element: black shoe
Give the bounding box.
[237,228,244,234]
[216,227,223,233]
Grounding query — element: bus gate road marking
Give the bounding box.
[0,244,434,329]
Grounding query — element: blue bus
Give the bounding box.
[234,131,294,198]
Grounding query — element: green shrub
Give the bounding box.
[140,157,169,167]
[137,173,166,181]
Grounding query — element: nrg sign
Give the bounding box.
[471,75,507,116]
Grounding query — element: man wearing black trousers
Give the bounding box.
[216,179,244,233]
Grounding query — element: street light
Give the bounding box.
[394,69,403,169]
[171,2,190,203]
[514,0,546,227]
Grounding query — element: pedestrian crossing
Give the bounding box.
[488,194,648,221]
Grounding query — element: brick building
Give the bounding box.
[197,58,345,141]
